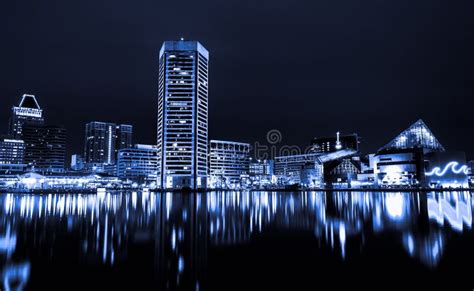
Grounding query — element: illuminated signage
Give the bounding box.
[13,107,42,118]
[425,161,469,177]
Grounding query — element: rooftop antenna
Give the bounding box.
[335,131,342,150]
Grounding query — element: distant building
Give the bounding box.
[324,157,360,186]
[157,40,209,189]
[209,140,250,188]
[248,159,275,188]
[117,144,158,184]
[300,162,324,187]
[9,94,44,139]
[310,133,359,153]
[84,121,133,165]
[23,124,67,173]
[70,154,85,171]
[249,159,274,176]
[275,150,357,186]
[0,138,26,174]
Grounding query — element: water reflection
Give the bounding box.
[0,191,472,290]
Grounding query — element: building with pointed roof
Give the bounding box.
[9,94,44,139]
[378,119,445,154]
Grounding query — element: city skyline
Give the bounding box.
[1,0,474,160]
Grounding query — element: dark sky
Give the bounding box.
[1,0,473,160]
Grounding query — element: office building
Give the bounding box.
[249,159,274,176]
[248,159,275,188]
[157,40,209,189]
[0,138,26,174]
[23,124,67,173]
[117,144,158,184]
[310,133,359,153]
[208,140,250,188]
[9,94,44,138]
[84,121,133,165]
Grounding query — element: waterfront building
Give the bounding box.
[22,124,67,173]
[275,149,356,186]
[84,121,133,165]
[157,40,209,189]
[324,157,361,186]
[374,119,445,187]
[310,132,359,153]
[117,144,158,184]
[249,159,274,176]
[8,94,44,139]
[208,140,250,188]
[0,138,26,174]
[248,159,275,188]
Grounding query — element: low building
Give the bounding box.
[275,149,357,186]
[208,140,250,188]
[249,159,275,188]
[117,144,158,184]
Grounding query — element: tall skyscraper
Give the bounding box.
[9,94,44,138]
[157,40,209,189]
[23,124,67,173]
[84,122,133,165]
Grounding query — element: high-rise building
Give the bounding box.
[84,122,133,165]
[23,124,67,173]
[0,138,26,174]
[117,144,158,184]
[157,40,209,189]
[116,124,133,151]
[9,94,44,138]
[209,140,250,188]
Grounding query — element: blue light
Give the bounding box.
[425,161,469,177]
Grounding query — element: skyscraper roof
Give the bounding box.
[378,119,445,153]
[18,94,41,109]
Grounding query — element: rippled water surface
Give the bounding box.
[0,191,473,290]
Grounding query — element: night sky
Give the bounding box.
[1,0,473,159]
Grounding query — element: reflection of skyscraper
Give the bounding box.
[9,94,44,139]
[157,40,209,189]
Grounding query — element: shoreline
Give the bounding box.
[0,187,472,194]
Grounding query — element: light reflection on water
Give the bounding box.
[0,191,472,290]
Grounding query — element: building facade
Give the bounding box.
[9,94,44,139]
[0,138,26,174]
[117,144,158,184]
[208,140,250,188]
[157,40,209,189]
[84,122,133,165]
[23,124,67,173]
